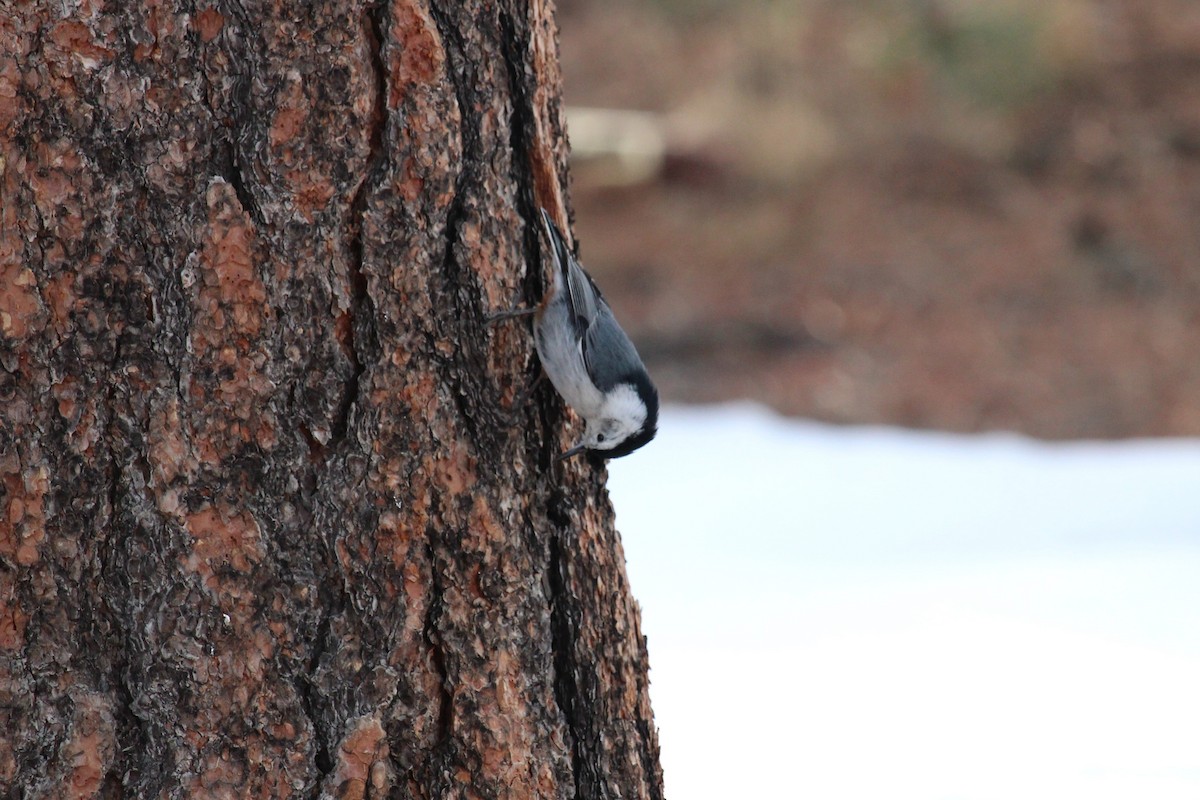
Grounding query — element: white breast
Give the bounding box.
[535,294,606,418]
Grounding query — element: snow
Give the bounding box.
[606,404,1200,800]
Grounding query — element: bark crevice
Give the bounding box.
[298,615,335,797]
[498,5,553,467]
[332,0,389,450]
[427,1,504,456]
[546,521,588,800]
[222,137,260,225]
[95,332,147,795]
[222,0,266,226]
[423,530,454,747]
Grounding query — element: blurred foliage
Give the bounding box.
[559,0,1200,437]
[881,4,1061,108]
[590,0,1091,106]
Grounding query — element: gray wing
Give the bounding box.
[582,302,644,392]
[564,256,601,340]
[540,209,641,390]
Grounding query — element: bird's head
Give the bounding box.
[557,375,659,462]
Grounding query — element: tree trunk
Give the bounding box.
[0,1,663,797]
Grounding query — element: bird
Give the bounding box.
[494,209,658,462]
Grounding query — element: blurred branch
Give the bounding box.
[566,106,666,187]
[635,320,821,363]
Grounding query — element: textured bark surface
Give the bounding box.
[0,1,662,797]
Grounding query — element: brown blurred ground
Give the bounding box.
[557,0,1200,438]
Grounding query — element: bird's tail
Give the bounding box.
[539,208,573,281]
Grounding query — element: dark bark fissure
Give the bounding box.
[332,0,389,450]
[497,5,557,474]
[422,530,455,747]
[27,201,50,297]
[298,3,393,790]
[427,1,513,462]
[545,505,591,800]
[94,337,149,795]
[496,7,536,219]
[298,506,356,796]
[193,1,260,224]
[300,612,335,788]
[223,0,267,228]
[222,137,261,226]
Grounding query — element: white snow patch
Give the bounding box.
[606,404,1200,800]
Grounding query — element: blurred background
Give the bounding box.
[552,1,1200,798]
[558,0,1200,439]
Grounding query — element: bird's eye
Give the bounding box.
[596,433,606,443]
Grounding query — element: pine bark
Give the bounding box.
[0,1,663,797]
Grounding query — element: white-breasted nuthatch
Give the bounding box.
[497,209,659,461]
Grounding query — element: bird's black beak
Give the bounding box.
[555,443,588,462]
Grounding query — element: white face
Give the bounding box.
[583,385,647,451]
[584,417,637,451]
